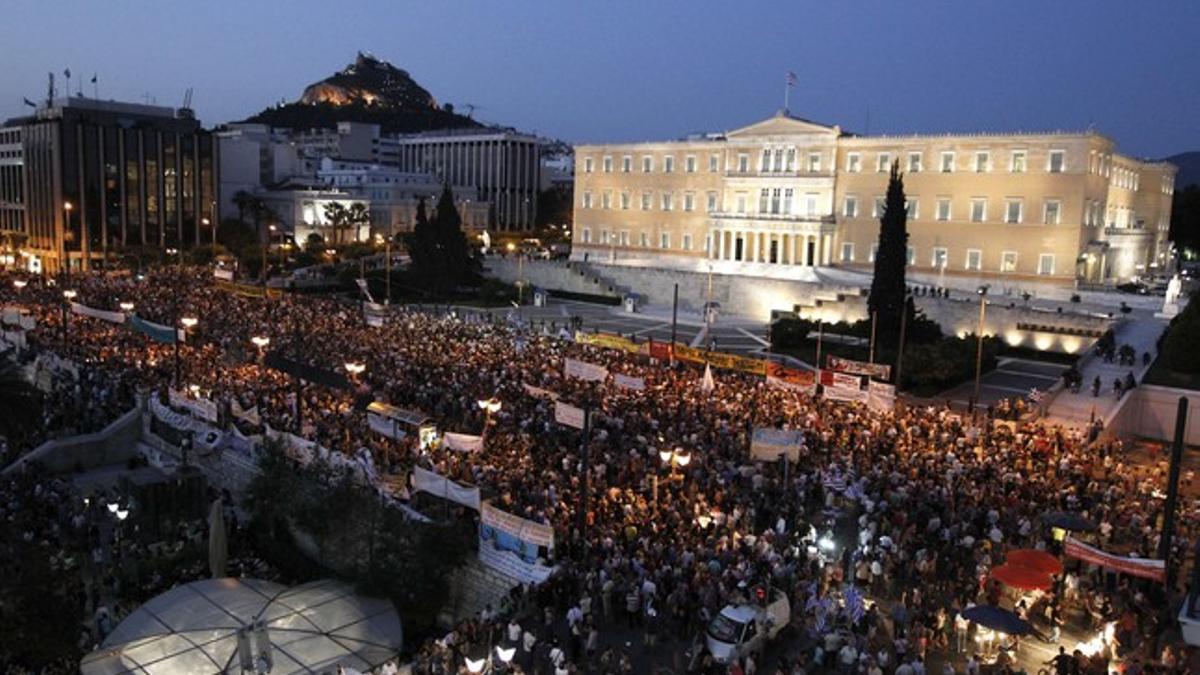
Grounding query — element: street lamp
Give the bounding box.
[344,361,366,378]
[12,279,26,290]
[477,397,502,437]
[61,289,77,348]
[251,336,270,349]
[119,301,134,314]
[972,284,989,411]
[176,316,198,387]
[62,201,73,277]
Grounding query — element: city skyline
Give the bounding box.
[2,0,1198,158]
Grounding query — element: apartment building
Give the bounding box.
[573,111,1176,284]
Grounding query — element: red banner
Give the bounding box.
[1064,537,1165,583]
[647,340,672,362]
[766,361,816,391]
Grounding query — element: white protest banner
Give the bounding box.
[750,428,805,462]
[213,268,235,281]
[412,466,482,511]
[231,399,261,427]
[168,388,219,423]
[613,373,646,391]
[70,302,126,324]
[1,307,22,325]
[367,410,406,440]
[443,432,484,453]
[554,401,587,430]
[563,357,608,383]
[522,383,560,400]
[478,539,555,585]
[867,381,896,413]
[824,385,869,403]
[481,502,555,548]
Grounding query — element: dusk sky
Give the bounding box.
[3,0,1198,158]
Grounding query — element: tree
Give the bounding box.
[323,202,349,245]
[867,161,912,351]
[347,202,371,243]
[1169,184,1200,259]
[406,197,438,276]
[431,184,481,287]
[232,190,258,223]
[535,186,573,244]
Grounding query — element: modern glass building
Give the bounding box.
[1,97,219,274]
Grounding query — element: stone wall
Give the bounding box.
[3,402,145,476]
[1107,384,1200,445]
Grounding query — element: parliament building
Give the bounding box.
[572,111,1176,285]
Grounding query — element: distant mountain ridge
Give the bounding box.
[1163,151,1200,189]
[243,52,480,134]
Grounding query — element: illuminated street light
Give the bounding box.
[495,646,515,664]
[119,301,134,313]
[344,362,366,376]
[180,316,198,329]
[477,397,502,414]
[251,336,270,349]
[464,657,486,674]
[107,502,119,514]
[12,279,26,289]
[62,289,77,300]
[115,508,129,521]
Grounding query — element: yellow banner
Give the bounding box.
[215,279,283,299]
[574,331,645,354]
[674,344,768,375]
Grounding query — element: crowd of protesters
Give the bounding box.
[1,268,1197,674]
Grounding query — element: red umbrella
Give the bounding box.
[1006,549,1063,577]
[990,563,1053,591]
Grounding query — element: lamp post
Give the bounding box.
[176,316,197,387]
[972,284,989,411]
[61,289,77,348]
[477,397,502,440]
[264,224,276,285]
[118,301,134,314]
[62,201,73,278]
[12,279,26,290]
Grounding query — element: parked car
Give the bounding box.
[705,587,790,664]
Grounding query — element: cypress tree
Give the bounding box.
[431,184,480,286]
[867,161,911,350]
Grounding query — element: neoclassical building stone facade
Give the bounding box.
[572,112,1176,285]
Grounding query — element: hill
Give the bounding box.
[1163,151,1200,189]
[243,52,480,134]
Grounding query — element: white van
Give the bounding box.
[705,587,790,664]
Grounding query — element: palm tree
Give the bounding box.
[323,202,349,245]
[0,361,41,458]
[347,202,370,243]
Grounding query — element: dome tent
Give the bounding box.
[81,578,402,674]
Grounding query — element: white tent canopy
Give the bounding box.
[81,578,402,674]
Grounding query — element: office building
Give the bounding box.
[572,111,1176,284]
[1,97,219,274]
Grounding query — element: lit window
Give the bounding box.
[843,196,859,218]
[936,198,952,222]
[869,243,879,262]
[940,151,955,173]
[1038,253,1055,275]
[1010,150,1027,173]
[932,247,948,269]
[1005,199,1023,224]
[1001,251,1017,272]
[846,153,861,173]
[907,152,922,173]
[965,249,982,271]
[906,246,916,266]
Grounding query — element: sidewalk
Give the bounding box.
[1045,312,1166,426]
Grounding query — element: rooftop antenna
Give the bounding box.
[178,87,195,119]
[46,72,55,108]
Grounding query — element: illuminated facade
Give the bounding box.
[573,112,1176,284]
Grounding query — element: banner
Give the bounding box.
[554,401,587,429]
[412,466,481,511]
[0,330,25,349]
[1065,537,1165,582]
[522,383,560,400]
[674,344,767,375]
[213,268,235,281]
[575,331,643,354]
[564,358,608,382]
[478,537,555,585]
[827,355,891,380]
[647,340,672,362]
[368,410,407,440]
[18,314,34,331]
[766,361,816,392]
[867,381,896,413]
[1,307,21,326]
[263,351,351,390]
[355,278,376,304]
[149,395,210,434]
[169,388,219,423]
[443,432,484,453]
[824,385,869,403]
[750,427,805,462]
[129,315,179,344]
[70,302,126,324]
[481,503,555,548]
[231,399,261,427]
[820,370,864,390]
[364,301,387,328]
[215,279,282,299]
[613,373,646,391]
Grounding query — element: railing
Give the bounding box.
[709,212,835,225]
